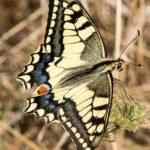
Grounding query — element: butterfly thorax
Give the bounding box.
[95,58,124,73]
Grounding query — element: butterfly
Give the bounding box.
[17,0,125,149]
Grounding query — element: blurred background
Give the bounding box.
[0,0,150,150]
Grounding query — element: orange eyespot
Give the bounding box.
[34,84,50,95]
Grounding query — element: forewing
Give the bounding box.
[58,73,113,149]
[44,0,106,64]
[17,0,107,89]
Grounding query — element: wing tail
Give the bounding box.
[25,93,58,124]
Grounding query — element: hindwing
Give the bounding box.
[58,73,113,149]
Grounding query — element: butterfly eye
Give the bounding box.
[117,62,123,71]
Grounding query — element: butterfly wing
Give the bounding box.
[58,73,113,149]
[17,0,113,148]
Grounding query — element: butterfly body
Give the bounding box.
[52,58,123,89]
[17,0,124,149]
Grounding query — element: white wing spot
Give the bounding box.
[59,108,64,115]
[36,109,45,117]
[63,2,68,7]
[75,16,88,29]
[79,138,84,144]
[44,117,48,122]
[26,103,37,113]
[75,91,93,105]
[46,45,51,53]
[71,127,77,133]
[93,109,106,118]
[89,136,94,141]
[27,57,32,65]
[53,6,58,12]
[77,99,92,111]
[46,37,51,43]
[25,65,34,73]
[76,133,80,138]
[54,0,59,5]
[97,124,104,133]
[72,4,81,11]
[64,15,72,21]
[66,122,72,127]
[52,13,57,20]
[82,112,92,123]
[62,116,67,122]
[32,54,40,64]
[78,26,95,40]
[19,75,31,82]
[83,143,88,148]
[85,148,91,150]
[47,113,55,122]
[85,122,92,129]
[64,22,75,30]
[63,42,85,54]
[50,20,55,27]
[62,53,81,59]
[26,83,31,89]
[93,97,109,108]
[48,29,53,35]
[63,30,77,36]
[88,125,97,134]
[64,9,74,15]
[30,98,34,103]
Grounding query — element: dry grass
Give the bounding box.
[0,0,150,150]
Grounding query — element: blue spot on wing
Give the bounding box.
[37,63,44,70]
[18,45,54,88]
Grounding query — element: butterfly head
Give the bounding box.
[115,58,124,72]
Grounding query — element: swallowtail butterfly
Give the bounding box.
[17,0,125,149]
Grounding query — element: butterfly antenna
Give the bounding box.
[119,30,140,59]
[124,61,141,67]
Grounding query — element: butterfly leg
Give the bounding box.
[113,78,138,105]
